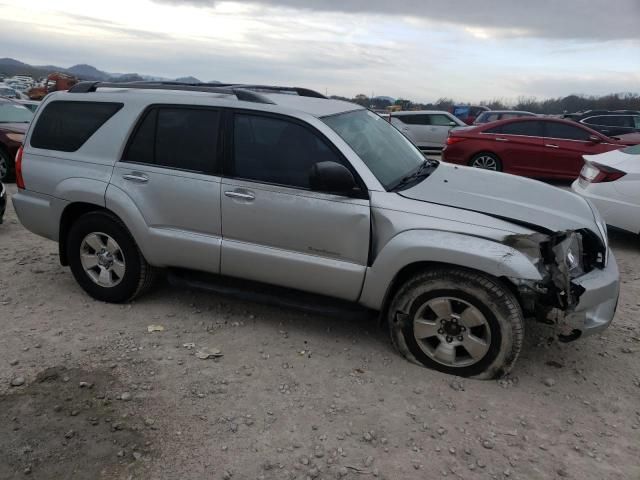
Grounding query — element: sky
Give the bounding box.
[0,0,639,102]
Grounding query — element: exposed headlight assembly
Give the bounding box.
[553,232,584,279]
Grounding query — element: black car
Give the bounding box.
[0,181,6,224]
[578,112,640,137]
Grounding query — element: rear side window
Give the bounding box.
[486,121,542,136]
[544,121,591,141]
[31,101,122,152]
[585,116,626,127]
[123,106,220,174]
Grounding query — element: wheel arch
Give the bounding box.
[359,229,543,313]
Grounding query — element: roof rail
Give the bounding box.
[68,81,326,102]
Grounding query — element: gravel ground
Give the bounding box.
[1,183,639,480]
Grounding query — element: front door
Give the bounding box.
[542,121,616,179]
[483,120,546,176]
[220,111,370,301]
[108,106,223,273]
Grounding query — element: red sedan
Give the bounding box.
[442,117,635,180]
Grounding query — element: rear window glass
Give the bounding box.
[30,101,123,152]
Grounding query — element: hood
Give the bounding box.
[0,122,28,134]
[401,163,600,236]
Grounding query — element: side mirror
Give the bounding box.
[449,121,457,127]
[588,135,602,143]
[309,161,357,194]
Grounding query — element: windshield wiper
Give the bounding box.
[390,159,438,191]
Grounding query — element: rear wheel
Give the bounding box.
[388,268,524,379]
[67,211,158,303]
[0,149,14,182]
[470,152,502,172]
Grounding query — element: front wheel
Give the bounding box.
[67,211,158,303]
[388,268,524,379]
[469,152,502,172]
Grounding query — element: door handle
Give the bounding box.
[545,144,559,149]
[495,137,509,142]
[401,128,410,132]
[224,190,255,201]
[122,173,149,183]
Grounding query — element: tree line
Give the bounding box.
[330,93,640,114]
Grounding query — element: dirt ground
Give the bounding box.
[1,183,639,480]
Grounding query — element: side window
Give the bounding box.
[486,113,500,122]
[499,121,543,136]
[394,115,429,125]
[545,122,591,141]
[585,116,623,127]
[429,114,454,126]
[233,113,346,189]
[634,116,640,129]
[31,101,123,152]
[123,107,220,174]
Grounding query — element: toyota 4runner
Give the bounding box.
[12,82,620,379]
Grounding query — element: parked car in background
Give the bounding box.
[14,99,40,113]
[450,105,490,125]
[442,117,633,180]
[0,98,34,182]
[11,81,619,378]
[578,113,640,137]
[0,85,27,100]
[572,145,640,235]
[0,181,6,223]
[473,110,536,125]
[390,111,467,151]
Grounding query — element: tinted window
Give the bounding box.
[31,101,122,152]
[544,121,591,141]
[395,114,429,125]
[233,113,345,189]
[585,116,626,127]
[484,113,500,123]
[429,114,454,126]
[487,121,543,136]
[453,106,470,117]
[123,107,220,174]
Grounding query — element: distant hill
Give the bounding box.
[0,58,213,84]
[67,64,110,81]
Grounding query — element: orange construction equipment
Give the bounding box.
[27,73,78,100]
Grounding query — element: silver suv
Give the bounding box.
[12,82,620,379]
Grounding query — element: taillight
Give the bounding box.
[579,162,625,184]
[15,146,25,189]
[446,136,467,145]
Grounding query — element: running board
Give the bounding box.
[167,269,375,321]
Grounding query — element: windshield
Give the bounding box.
[322,109,426,189]
[622,144,640,155]
[0,102,33,123]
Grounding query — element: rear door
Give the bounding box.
[108,105,223,273]
[219,110,370,301]
[542,121,616,178]
[482,120,545,176]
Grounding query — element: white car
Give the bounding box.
[390,110,467,152]
[572,144,640,235]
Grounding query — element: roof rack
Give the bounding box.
[68,81,327,104]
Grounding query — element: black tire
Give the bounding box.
[469,152,502,172]
[388,268,524,379]
[0,148,14,183]
[67,211,158,303]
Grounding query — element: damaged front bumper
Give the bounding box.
[559,250,619,338]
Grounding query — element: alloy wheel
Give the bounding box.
[80,232,126,288]
[413,296,491,367]
[471,155,498,170]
